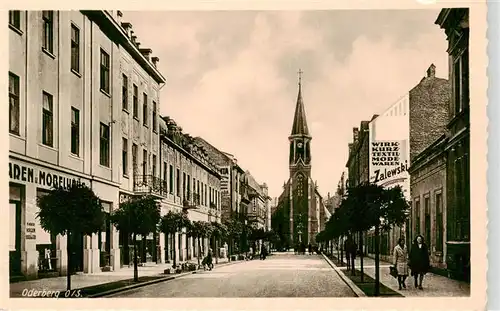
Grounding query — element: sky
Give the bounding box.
[123,10,449,200]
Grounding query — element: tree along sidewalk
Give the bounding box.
[336,255,470,297]
[10,258,231,298]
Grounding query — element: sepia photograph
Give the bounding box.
[5,3,487,308]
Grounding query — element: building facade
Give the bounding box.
[436,8,470,282]
[130,116,223,266]
[8,10,165,280]
[272,74,325,247]
[408,135,448,271]
[365,64,450,261]
[193,138,245,221]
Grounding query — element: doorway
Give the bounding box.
[9,201,22,277]
[69,232,84,274]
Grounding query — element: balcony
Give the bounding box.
[183,193,201,210]
[133,175,167,197]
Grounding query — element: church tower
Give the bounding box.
[288,69,313,246]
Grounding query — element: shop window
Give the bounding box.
[36,189,57,273]
[99,202,111,268]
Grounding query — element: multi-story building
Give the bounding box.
[132,116,222,266]
[194,138,245,220]
[435,8,470,281]
[8,10,165,280]
[345,118,373,253]
[365,64,450,261]
[241,171,270,229]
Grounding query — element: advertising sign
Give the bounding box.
[368,94,410,198]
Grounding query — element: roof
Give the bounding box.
[290,79,310,137]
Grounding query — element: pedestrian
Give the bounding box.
[260,244,268,260]
[204,248,214,271]
[249,246,254,260]
[346,236,357,276]
[344,238,351,271]
[409,235,430,290]
[300,242,305,255]
[393,237,409,290]
[308,243,312,255]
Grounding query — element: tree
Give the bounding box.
[110,195,161,282]
[160,210,190,268]
[223,217,243,258]
[36,183,105,291]
[210,221,228,263]
[189,221,212,265]
[344,183,409,295]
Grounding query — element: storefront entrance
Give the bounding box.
[69,232,84,274]
[9,200,22,278]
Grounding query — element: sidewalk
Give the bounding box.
[335,255,470,297]
[10,257,230,298]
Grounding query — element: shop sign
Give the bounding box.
[369,140,409,184]
[26,222,36,240]
[9,160,88,190]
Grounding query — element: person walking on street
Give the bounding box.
[260,244,268,260]
[409,235,430,290]
[344,238,351,271]
[393,237,409,290]
[308,243,312,255]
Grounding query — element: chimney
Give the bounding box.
[139,48,152,61]
[121,22,133,37]
[427,63,436,78]
[130,31,137,43]
[117,10,123,23]
[135,41,141,48]
[353,127,359,142]
[151,56,159,67]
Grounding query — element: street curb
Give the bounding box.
[89,259,244,298]
[321,253,367,297]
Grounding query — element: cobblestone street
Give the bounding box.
[109,253,356,297]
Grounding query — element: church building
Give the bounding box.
[272,71,326,247]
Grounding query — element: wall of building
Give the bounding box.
[8,10,165,279]
[409,140,447,270]
[409,66,450,163]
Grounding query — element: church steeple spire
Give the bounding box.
[290,69,310,137]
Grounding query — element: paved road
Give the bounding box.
[109,252,356,297]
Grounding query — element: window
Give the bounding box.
[152,101,157,132]
[143,93,148,126]
[122,138,128,176]
[99,123,110,167]
[70,107,80,156]
[133,84,138,118]
[9,72,20,135]
[163,161,167,183]
[183,172,186,198]
[70,24,80,73]
[414,199,420,236]
[201,182,204,205]
[205,184,207,206]
[122,74,128,110]
[424,196,431,246]
[42,11,54,53]
[132,143,138,176]
[9,10,21,30]
[152,155,157,177]
[142,149,148,179]
[435,192,443,252]
[453,47,470,115]
[187,175,191,197]
[42,92,53,147]
[100,49,110,93]
[197,180,200,196]
[176,168,180,196]
[169,165,174,194]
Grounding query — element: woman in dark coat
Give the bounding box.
[409,235,430,290]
